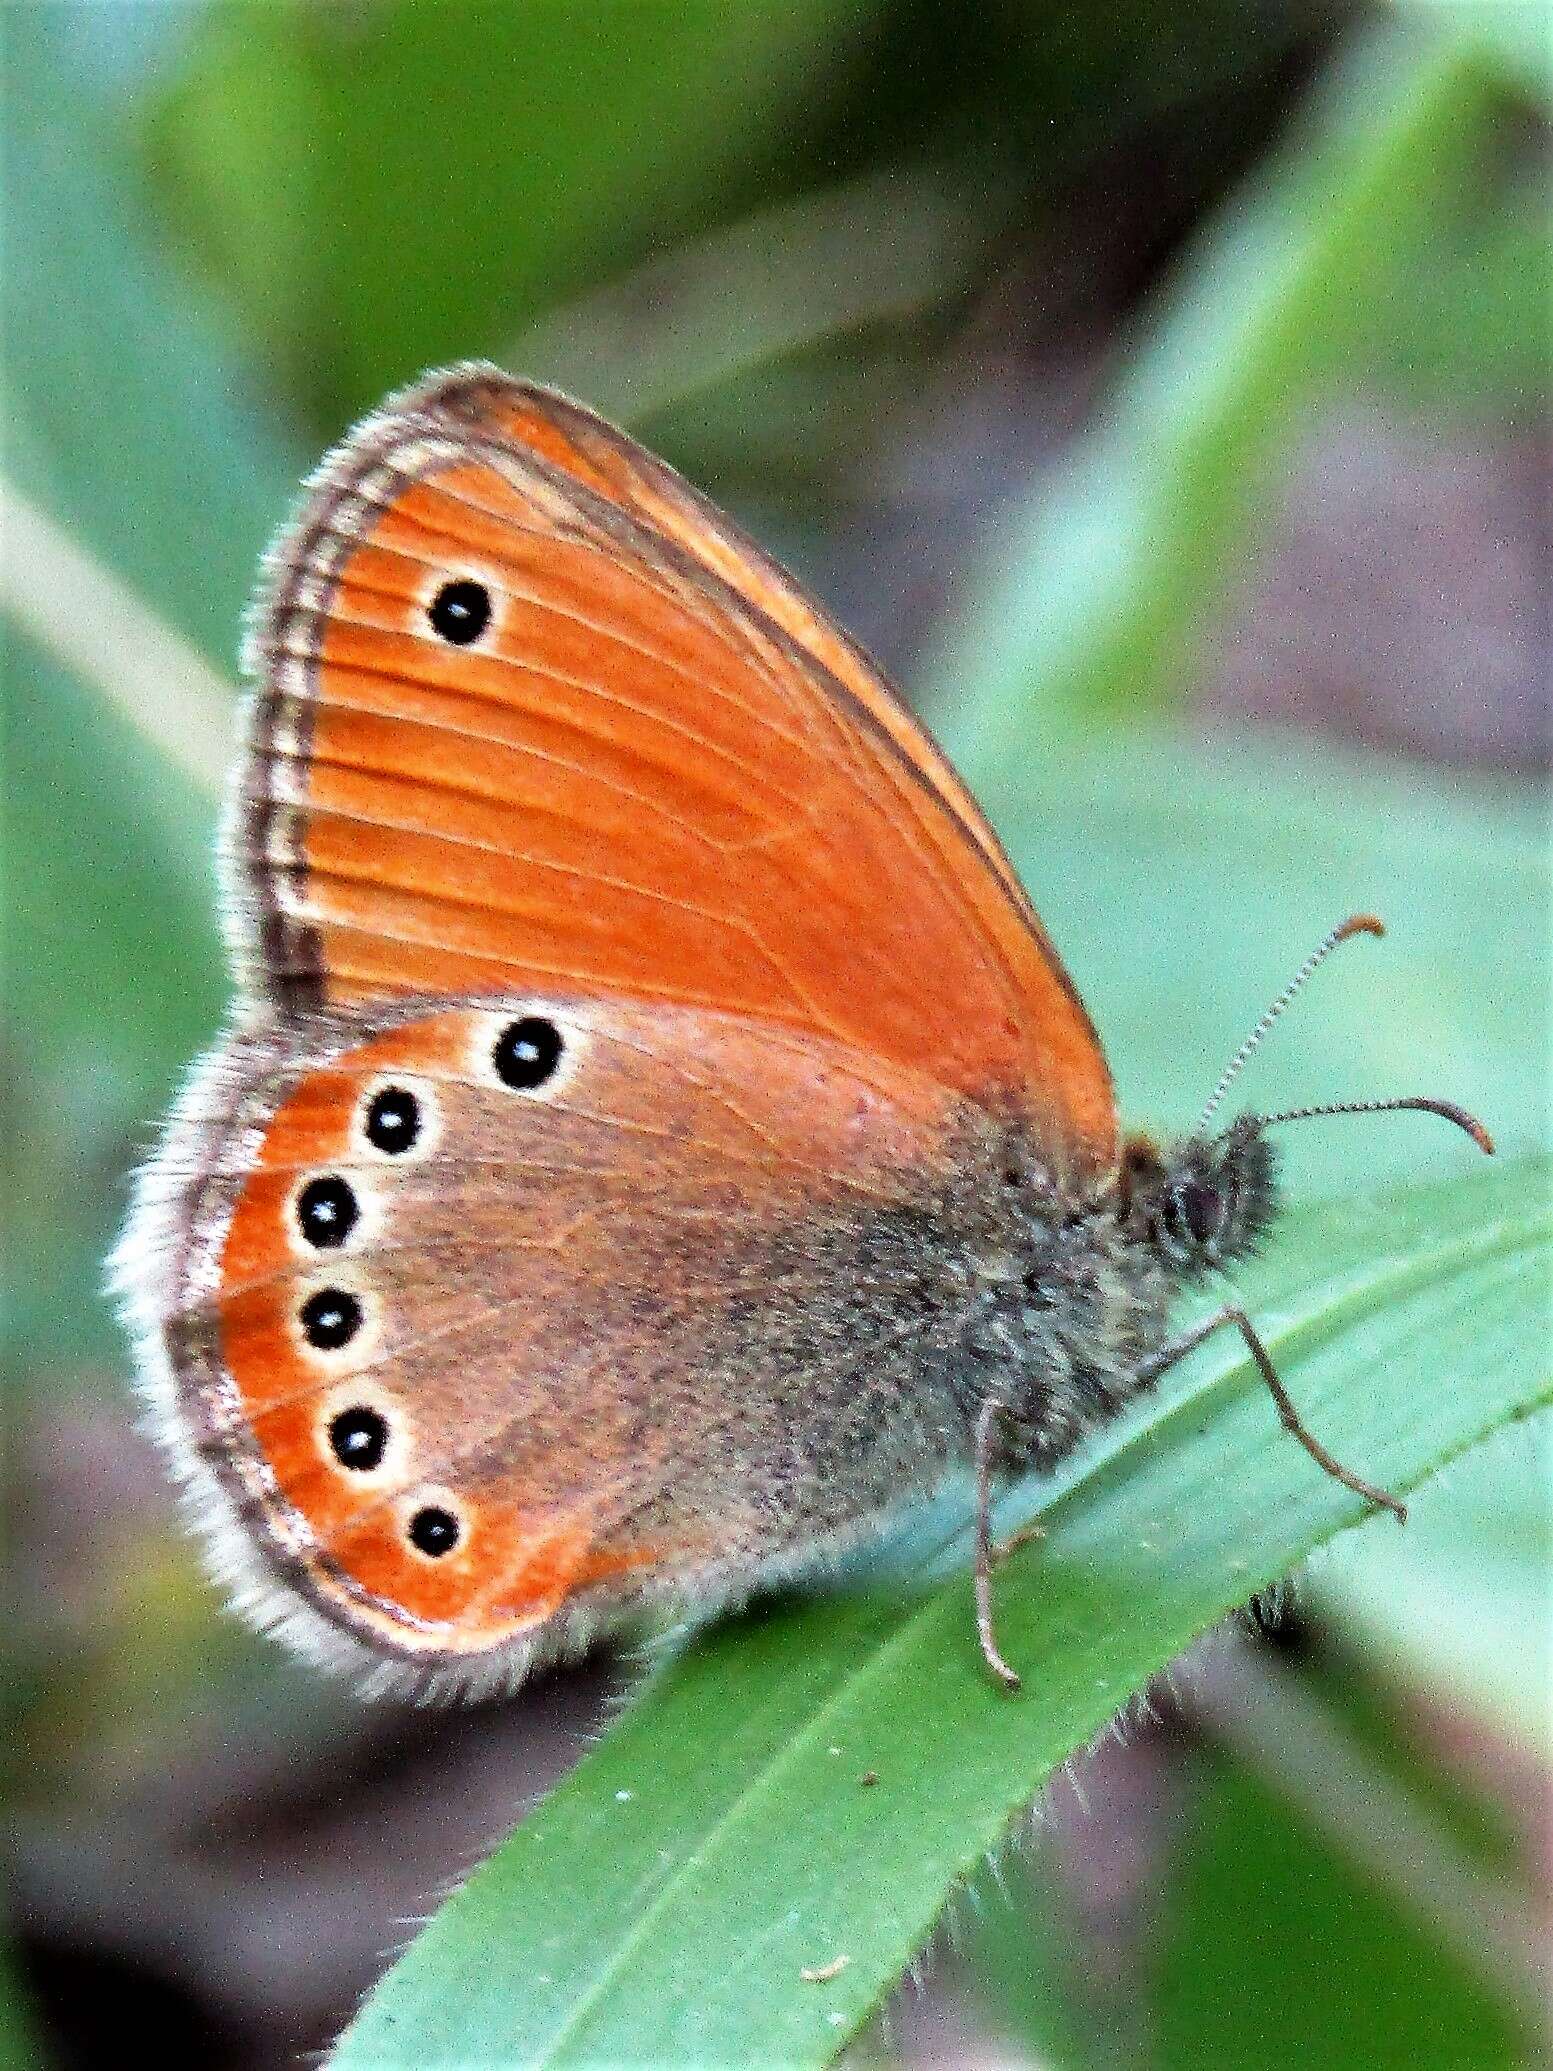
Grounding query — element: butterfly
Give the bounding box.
[115,364,1491,1698]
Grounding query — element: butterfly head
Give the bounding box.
[1123,1118,1279,1277]
[1121,913,1494,1280]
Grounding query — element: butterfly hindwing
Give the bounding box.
[122,993,996,1692]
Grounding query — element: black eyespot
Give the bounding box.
[329,1405,388,1471]
[428,577,491,646]
[296,1175,359,1249]
[300,1288,363,1350]
[365,1085,421,1154]
[1179,1181,1221,1244]
[493,1015,563,1090]
[408,1505,460,1557]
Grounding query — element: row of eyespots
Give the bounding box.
[289,1015,566,1560]
[295,1017,564,1252]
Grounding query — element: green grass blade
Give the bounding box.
[967,719,1549,1201]
[331,1156,1550,2068]
[1310,1419,1553,1754]
[137,0,882,427]
[1393,0,1553,105]
[1181,1637,1548,2034]
[2,10,298,660]
[0,19,262,1369]
[957,1851,1122,2071]
[1156,1730,1534,2068]
[509,165,1007,430]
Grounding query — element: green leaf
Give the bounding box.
[3,627,223,1368]
[2,8,299,661]
[509,163,1007,430]
[1310,1420,1553,1754]
[0,16,266,1372]
[958,1851,1126,2070]
[1157,1695,1535,2068]
[968,721,1548,1203]
[332,1156,1550,2067]
[1357,191,1553,413]
[1158,1766,1518,2069]
[1392,0,1553,106]
[924,21,1518,747]
[138,0,883,427]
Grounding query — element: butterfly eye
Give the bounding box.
[1179,1181,1222,1244]
[493,1015,563,1090]
[408,1504,461,1557]
[300,1287,363,1350]
[329,1405,388,1472]
[428,577,491,646]
[296,1174,359,1249]
[364,1084,421,1154]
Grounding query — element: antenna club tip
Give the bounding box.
[1337,913,1386,942]
[1426,1097,1495,1154]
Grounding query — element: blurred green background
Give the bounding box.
[3,3,1548,2067]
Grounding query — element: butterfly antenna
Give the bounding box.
[1195,914,1385,1136]
[1252,1096,1494,1153]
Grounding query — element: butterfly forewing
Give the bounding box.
[238,365,1116,1172]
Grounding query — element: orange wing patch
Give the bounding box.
[206,1011,632,1654]
[475,378,1035,916]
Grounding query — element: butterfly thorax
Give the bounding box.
[944,1115,1281,1474]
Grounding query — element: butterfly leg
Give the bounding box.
[974,1396,1025,1691]
[1139,1306,1407,1522]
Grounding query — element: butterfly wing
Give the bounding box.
[121,994,991,1695]
[124,364,1121,1691]
[237,363,1116,1175]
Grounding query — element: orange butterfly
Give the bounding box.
[116,366,1489,1697]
